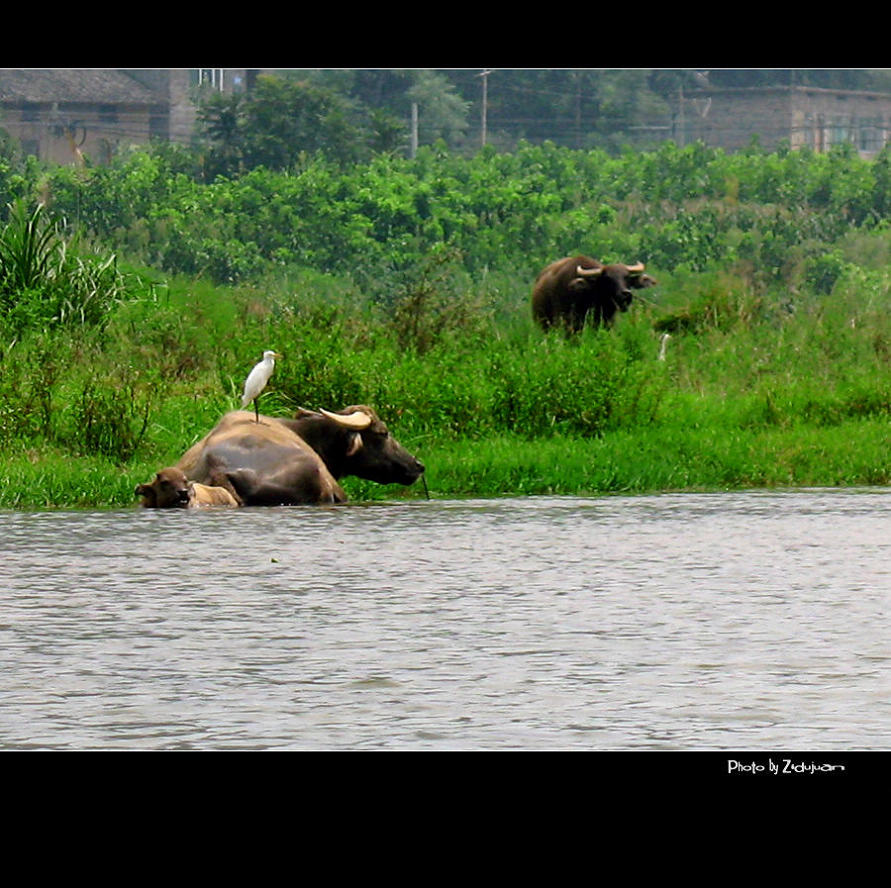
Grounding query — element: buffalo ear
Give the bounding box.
[345,432,364,458]
[135,484,156,507]
[567,277,590,292]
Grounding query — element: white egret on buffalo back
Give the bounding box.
[241,350,282,422]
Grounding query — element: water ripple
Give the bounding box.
[1,490,888,750]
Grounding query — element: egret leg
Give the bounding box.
[253,399,259,423]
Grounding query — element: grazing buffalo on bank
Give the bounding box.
[532,255,656,333]
[136,466,241,509]
[176,406,425,506]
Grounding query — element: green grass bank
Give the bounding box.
[3,259,891,510]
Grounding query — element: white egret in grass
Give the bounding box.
[241,350,282,422]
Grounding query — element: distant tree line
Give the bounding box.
[193,69,891,175]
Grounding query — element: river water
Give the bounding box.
[1,490,888,751]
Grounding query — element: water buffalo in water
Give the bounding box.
[136,466,241,509]
[532,255,656,333]
[176,406,425,506]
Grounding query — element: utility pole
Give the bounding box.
[410,102,418,158]
[478,69,492,147]
[677,82,685,147]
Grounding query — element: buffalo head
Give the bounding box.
[136,467,191,508]
[287,406,426,487]
[572,261,646,315]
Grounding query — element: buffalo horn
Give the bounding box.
[576,264,603,277]
[319,408,373,429]
[626,262,646,273]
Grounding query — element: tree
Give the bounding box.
[197,72,411,171]
[406,70,470,148]
[242,75,368,167]
[197,91,245,179]
[198,74,371,172]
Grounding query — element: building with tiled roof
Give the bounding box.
[0,68,252,165]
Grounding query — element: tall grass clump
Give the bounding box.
[0,200,131,336]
